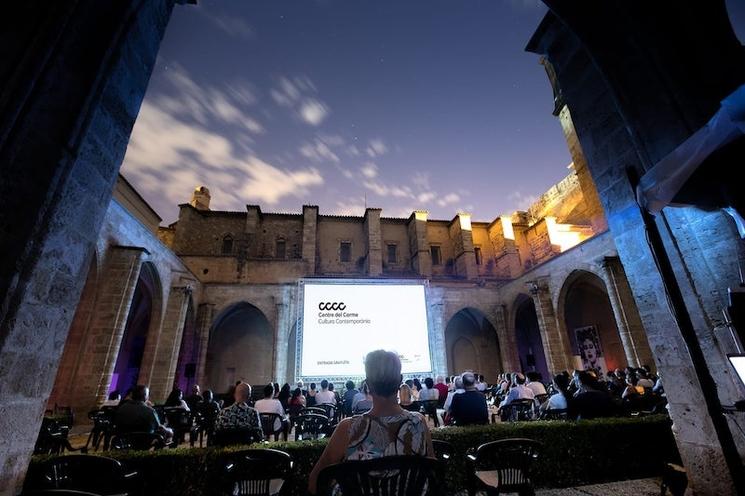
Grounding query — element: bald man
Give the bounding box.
[214,382,263,441]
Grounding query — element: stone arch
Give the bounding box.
[512,293,550,381]
[556,269,626,374]
[48,251,100,407]
[204,301,274,393]
[110,260,161,395]
[444,307,502,382]
[286,320,299,385]
[174,296,197,392]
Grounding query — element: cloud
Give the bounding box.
[199,9,254,39]
[298,99,329,126]
[417,192,436,203]
[363,181,413,198]
[366,138,388,157]
[271,76,330,126]
[360,162,379,179]
[331,198,367,216]
[508,191,539,211]
[437,193,461,207]
[121,66,324,215]
[299,138,340,163]
[412,172,431,190]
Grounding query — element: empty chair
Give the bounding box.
[316,456,442,496]
[293,413,330,441]
[500,399,535,422]
[23,454,137,496]
[221,449,293,496]
[431,440,453,463]
[466,439,541,496]
[419,400,440,428]
[109,432,165,451]
[259,413,287,441]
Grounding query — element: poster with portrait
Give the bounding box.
[574,325,607,377]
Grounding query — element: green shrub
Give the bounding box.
[28,415,677,495]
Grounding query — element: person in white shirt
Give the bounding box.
[475,374,488,392]
[540,374,570,412]
[314,379,336,405]
[418,377,439,402]
[525,371,547,397]
[499,373,535,410]
[444,376,465,412]
[254,383,288,436]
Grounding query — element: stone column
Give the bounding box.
[0,2,179,492]
[427,298,447,376]
[449,213,478,280]
[407,211,432,277]
[142,285,192,403]
[195,303,216,388]
[493,304,519,372]
[273,298,291,382]
[364,208,383,276]
[598,256,653,368]
[528,278,571,373]
[72,246,147,411]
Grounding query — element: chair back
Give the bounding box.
[317,403,338,423]
[293,413,329,441]
[24,454,132,495]
[163,407,191,430]
[209,428,263,447]
[301,406,328,417]
[259,413,284,441]
[419,400,440,427]
[534,394,549,406]
[317,456,442,496]
[501,399,535,422]
[110,432,164,451]
[431,440,453,462]
[467,438,541,494]
[539,408,568,420]
[221,449,293,496]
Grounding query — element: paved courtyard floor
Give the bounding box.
[535,478,662,495]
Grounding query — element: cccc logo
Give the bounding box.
[318,302,346,311]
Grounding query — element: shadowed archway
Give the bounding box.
[444,308,502,382]
[513,294,549,381]
[205,302,273,393]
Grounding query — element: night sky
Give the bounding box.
[121,0,745,224]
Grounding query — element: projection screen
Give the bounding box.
[297,280,432,380]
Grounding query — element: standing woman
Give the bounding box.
[308,350,435,495]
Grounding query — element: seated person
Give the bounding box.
[622,374,645,400]
[214,382,263,441]
[499,372,535,410]
[571,371,618,420]
[351,381,373,414]
[102,390,121,407]
[525,371,547,397]
[199,390,221,427]
[288,387,306,418]
[450,372,489,426]
[443,376,465,414]
[540,374,570,412]
[308,350,435,495]
[185,385,203,411]
[434,376,449,408]
[418,377,439,402]
[315,379,336,406]
[342,380,358,415]
[398,383,415,409]
[165,387,190,411]
[254,383,289,437]
[114,385,173,440]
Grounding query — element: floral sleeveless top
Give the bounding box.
[345,410,430,460]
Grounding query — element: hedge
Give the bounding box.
[28,415,678,495]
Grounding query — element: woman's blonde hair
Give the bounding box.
[365,349,402,396]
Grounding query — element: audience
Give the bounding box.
[475,374,488,392]
[184,385,203,411]
[525,371,547,397]
[277,383,291,411]
[165,387,190,411]
[434,375,449,406]
[214,382,263,440]
[289,387,306,412]
[622,374,645,400]
[571,371,618,419]
[342,380,359,414]
[351,381,373,413]
[443,376,465,413]
[199,389,221,426]
[499,372,535,410]
[540,373,570,412]
[115,385,173,440]
[411,378,422,400]
[307,382,318,406]
[398,382,415,410]
[315,379,336,405]
[450,372,488,426]
[255,383,289,436]
[329,382,342,405]
[418,377,439,402]
[102,390,121,407]
[308,350,434,495]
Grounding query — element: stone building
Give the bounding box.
[2,2,744,494]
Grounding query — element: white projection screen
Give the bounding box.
[298,280,432,380]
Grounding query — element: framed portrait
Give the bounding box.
[574,325,607,376]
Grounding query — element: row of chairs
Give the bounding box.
[23,438,542,496]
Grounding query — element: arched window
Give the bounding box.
[221,234,234,254]
[276,238,286,259]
